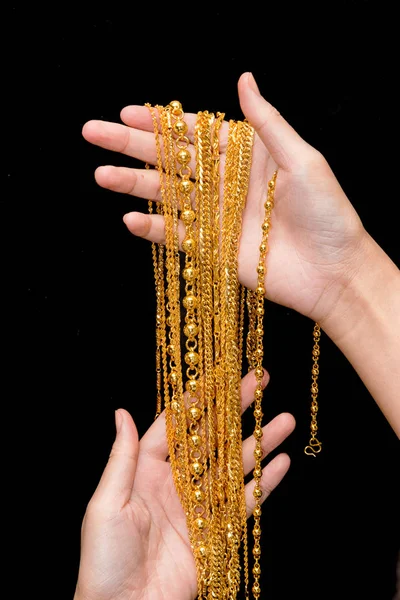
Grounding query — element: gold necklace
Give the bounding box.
[145,101,321,599]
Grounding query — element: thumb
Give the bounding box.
[91,409,139,510]
[238,72,311,169]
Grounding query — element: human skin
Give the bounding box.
[76,72,400,600]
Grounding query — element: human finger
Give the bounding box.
[123,212,186,247]
[138,368,269,462]
[82,120,196,171]
[238,72,314,170]
[95,165,195,202]
[244,453,291,518]
[120,105,230,151]
[89,409,139,513]
[242,412,295,476]
[240,369,269,414]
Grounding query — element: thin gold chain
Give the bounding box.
[304,323,322,456]
[249,170,277,599]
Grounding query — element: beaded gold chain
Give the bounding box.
[145,101,321,599]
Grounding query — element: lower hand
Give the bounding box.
[74,371,295,600]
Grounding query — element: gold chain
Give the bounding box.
[145,101,322,599]
[304,323,322,456]
[248,170,277,598]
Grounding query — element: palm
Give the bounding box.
[130,456,197,600]
[234,131,363,318]
[92,458,197,600]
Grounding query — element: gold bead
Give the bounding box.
[167,344,175,355]
[193,488,204,502]
[264,199,273,210]
[169,100,182,115]
[179,178,194,194]
[196,545,207,559]
[262,221,270,232]
[255,367,264,379]
[253,525,262,537]
[311,404,318,413]
[188,406,201,420]
[256,327,264,336]
[195,517,206,530]
[191,461,203,476]
[257,264,265,275]
[254,388,263,400]
[311,422,318,432]
[253,505,262,518]
[182,237,196,255]
[254,426,263,439]
[190,434,201,447]
[226,531,237,545]
[256,285,265,296]
[252,582,261,596]
[312,367,319,376]
[184,322,198,337]
[252,545,261,557]
[183,295,198,309]
[253,467,262,479]
[253,486,262,499]
[254,447,263,459]
[171,400,180,412]
[173,120,188,135]
[169,370,178,384]
[183,266,196,281]
[181,209,195,224]
[177,149,191,165]
[186,379,198,393]
[253,563,261,576]
[259,242,267,253]
[256,306,264,316]
[253,407,263,419]
[311,384,318,393]
[312,348,320,357]
[185,351,199,366]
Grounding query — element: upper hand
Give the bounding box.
[82,72,369,324]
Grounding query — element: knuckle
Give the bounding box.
[155,185,163,202]
[85,497,121,523]
[295,147,328,175]
[128,171,138,195]
[260,480,273,502]
[85,497,103,519]
[109,445,137,462]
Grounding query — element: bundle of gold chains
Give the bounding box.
[145,100,322,600]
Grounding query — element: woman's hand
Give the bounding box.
[74,372,295,600]
[82,72,368,325]
[82,71,399,433]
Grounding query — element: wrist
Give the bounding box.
[318,232,400,344]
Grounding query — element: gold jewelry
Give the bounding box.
[145,101,322,599]
[304,322,322,456]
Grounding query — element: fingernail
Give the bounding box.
[247,72,261,96]
[115,409,123,433]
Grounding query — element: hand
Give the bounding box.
[74,372,295,600]
[82,72,369,325]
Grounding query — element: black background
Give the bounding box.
[14,2,399,599]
